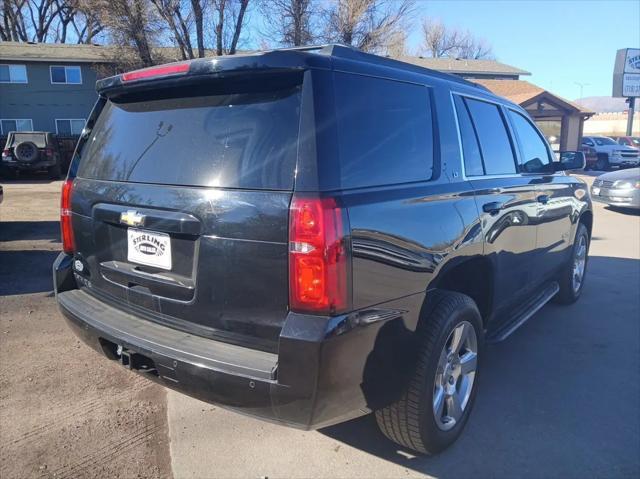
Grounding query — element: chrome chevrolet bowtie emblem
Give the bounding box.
[120,210,145,227]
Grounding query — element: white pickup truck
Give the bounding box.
[581,136,639,170]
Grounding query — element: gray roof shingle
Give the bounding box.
[397,56,530,76]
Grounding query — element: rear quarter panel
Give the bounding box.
[344,182,482,314]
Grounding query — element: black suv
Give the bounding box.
[2,131,64,178]
[54,45,592,454]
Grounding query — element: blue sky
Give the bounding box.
[407,0,640,100]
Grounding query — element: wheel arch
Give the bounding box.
[426,256,494,327]
[579,209,593,239]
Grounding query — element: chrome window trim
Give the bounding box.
[450,89,563,181]
[450,90,522,181]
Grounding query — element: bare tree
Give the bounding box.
[421,18,461,58]
[191,0,204,57]
[53,0,76,43]
[70,0,104,44]
[211,0,250,55]
[421,18,494,60]
[94,0,159,66]
[457,36,493,60]
[260,0,316,47]
[26,0,62,42]
[1,0,103,43]
[1,0,29,41]
[150,0,194,59]
[228,0,249,54]
[384,28,406,57]
[0,0,61,42]
[320,0,414,54]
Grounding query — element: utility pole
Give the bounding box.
[574,82,589,99]
[627,97,636,136]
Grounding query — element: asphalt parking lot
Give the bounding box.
[1,174,639,479]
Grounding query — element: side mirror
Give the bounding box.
[555,151,586,171]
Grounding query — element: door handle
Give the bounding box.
[537,195,550,205]
[482,201,505,215]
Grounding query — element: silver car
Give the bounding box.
[591,168,640,209]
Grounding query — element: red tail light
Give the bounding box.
[45,148,54,157]
[122,62,190,82]
[289,196,350,315]
[60,179,75,254]
[2,149,10,157]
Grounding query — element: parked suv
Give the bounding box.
[581,135,639,170]
[54,45,592,454]
[2,131,63,178]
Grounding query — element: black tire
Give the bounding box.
[375,290,483,454]
[595,154,609,171]
[554,222,589,304]
[47,162,62,180]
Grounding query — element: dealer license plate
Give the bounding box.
[127,228,172,270]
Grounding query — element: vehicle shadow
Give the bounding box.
[0,221,60,295]
[0,250,58,295]
[0,220,60,242]
[319,255,640,478]
[605,205,640,216]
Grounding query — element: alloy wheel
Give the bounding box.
[572,234,587,293]
[433,321,478,431]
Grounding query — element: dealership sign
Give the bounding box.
[613,48,640,97]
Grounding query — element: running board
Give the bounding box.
[487,282,559,343]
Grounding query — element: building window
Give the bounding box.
[56,119,86,136]
[50,66,82,84]
[0,119,33,134]
[0,64,28,83]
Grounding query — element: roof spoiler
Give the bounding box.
[96,44,486,96]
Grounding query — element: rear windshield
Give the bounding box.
[77,87,301,190]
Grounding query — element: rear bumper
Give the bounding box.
[1,158,56,170]
[53,253,420,429]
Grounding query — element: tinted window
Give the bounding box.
[582,138,594,146]
[77,87,301,190]
[334,73,433,188]
[508,110,551,173]
[453,95,484,176]
[465,98,516,175]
